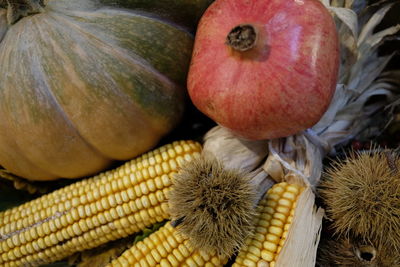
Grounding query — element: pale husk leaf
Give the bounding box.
[357,3,395,45]
[359,25,400,55]
[202,126,273,199]
[203,126,269,173]
[275,186,324,267]
[264,133,326,187]
[322,0,359,82]
[328,7,358,38]
[326,0,367,15]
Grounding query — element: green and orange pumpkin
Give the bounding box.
[0,0,212,180]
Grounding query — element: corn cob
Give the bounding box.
[0,140,201,267]
[233,182,304,267]
[108,222,228,267]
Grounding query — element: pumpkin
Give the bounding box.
[0,0,211,181]
[100,0,214,31]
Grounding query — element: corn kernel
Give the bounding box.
[150,249,162,262]
[277,198,292,208]
[246,252,260,263]
[276,206,290,216]
[0,141,202,266]
[261,250,274,262]
[271,219,285,228]
[178,244,191,258]
[233,182,304,266]
[272,212,286,222]
[286,185,299,194]
[263,241,278,253]
[243,259,257,267]
[265,234,279,243]
[254,233,266,242]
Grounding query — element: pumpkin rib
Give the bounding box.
[0,0,193,180]
[99,0,214,31]
[32,14,126,162]
[0,128,58,179]
[105,7,192,34]
[3,17,172,179]
[47,9,189,118]
[37,12,184,157]
[66,6,193,37]
[48,10,178,89]
[0,16,112,180]
[55,6,193,87]
[0,19,60,179]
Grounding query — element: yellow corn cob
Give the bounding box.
[0,140,201,267]
[233,182,304,267]
[108,222,228,267]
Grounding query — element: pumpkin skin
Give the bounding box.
[0,0,206,180]
[100,0,214,31]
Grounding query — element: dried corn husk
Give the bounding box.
[275,188,324,267]
[202,126,274,201]
[203,126,269,174]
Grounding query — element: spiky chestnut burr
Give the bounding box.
[318,150,400,252]
[168,157,271,256]
[317,234,400,267]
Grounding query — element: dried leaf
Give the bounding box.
[312,84,352,132]
[350,0,367,14]
[276,187,324,267]
[263,154,285,182]
[320,0,330,8]
[330,0,345,8]
[203,126,269,173]
[265,133,326,186]
[350,54,394,92]
[363,24,400,50]
[357,3,394,45]
[329,7,358,38]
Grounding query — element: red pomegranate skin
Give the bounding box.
[188,0,339,140]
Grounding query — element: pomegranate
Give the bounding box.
[188,0,339,140]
